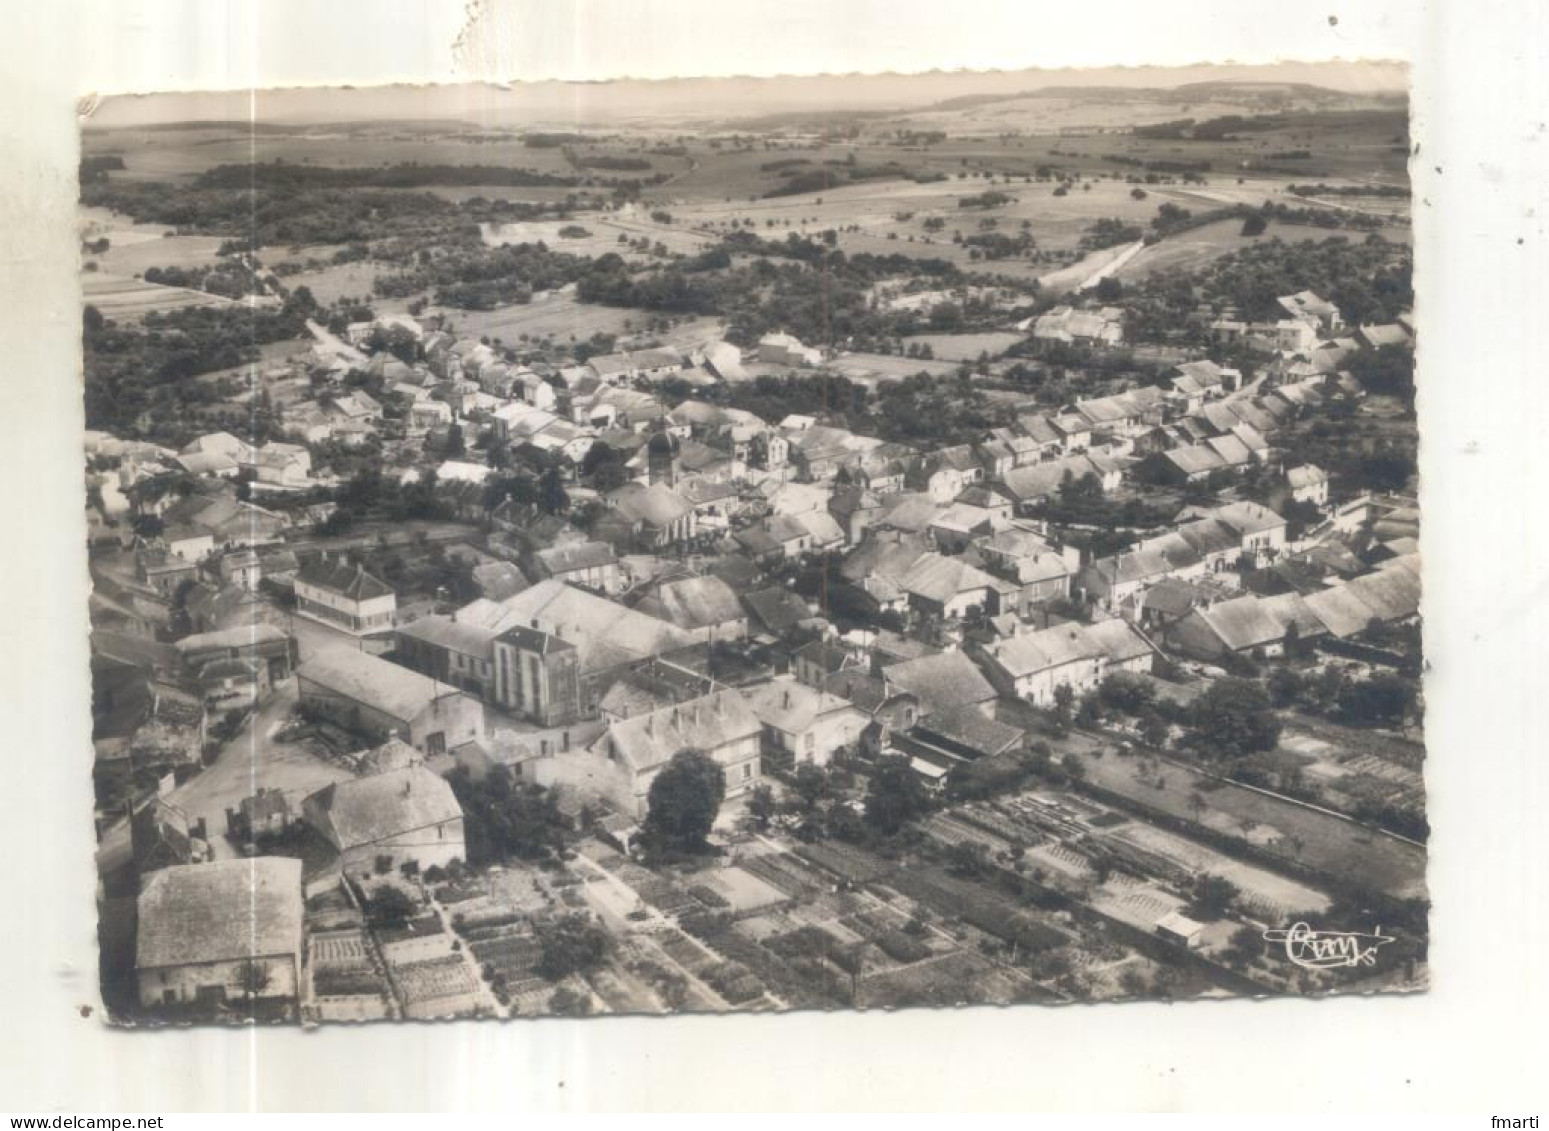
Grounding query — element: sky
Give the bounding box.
[86,60,1409,130]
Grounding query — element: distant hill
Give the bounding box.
[87,63,1407,131]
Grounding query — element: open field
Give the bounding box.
[822,351,965,383]
[80,208,233,289]
[481,213,713,258]
[84,124,695,183]
[86,127,580,181]
[83,272,244,319]
[426,292,723,349]
[897,331,1025,360]
[662,174,1195,255]
[278,259,389,308]
[1115,219,1395,281]
[656,169,1408,289]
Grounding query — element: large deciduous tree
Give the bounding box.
[642,748,726,854]
[1184,677,1281,759]
[863,754,932,835]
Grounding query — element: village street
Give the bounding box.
[97,678,353,867]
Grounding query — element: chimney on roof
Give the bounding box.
[783,688,791,709]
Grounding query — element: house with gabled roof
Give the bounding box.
[528,540,620,594]
[978,528,1075,607]
[297,648,486,754]
[1287,464,1331,506]
[758,331,822,367]
[742,676,869,768]
[794,638,865,690]
[1000,454,1123,505]
[303,764,465,880]
[570,690,762,819]
[828,485,883,546]
[136,858,303,1015]
[1078,547,1188,611]
[899,553,1000,621]
[1170,360,1241,412]
[1166,591,1326,660]
[899,704,1025,770]
[595,483,695,551]
[742,587,817,640]
[632,575,748,642]
[882,651,998,718]
[294,557,397,638]
[822,671,921,750]
[1278,290,1344,335]
[974,617,1156,706]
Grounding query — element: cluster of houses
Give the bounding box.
[129,743,468,1016]
[90,287,1420,1019]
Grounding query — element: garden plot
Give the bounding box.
[858,949,1043,1009]
[1341,753,1423,791]
[1091,875,1186,930]
[953,801,1050,847]
[1110,823,1331,921]
[389,955,483,1019]
[921,812,1016,855]
[738,849,835,901]
[465,924,545,1000]
[1027,842,1095,881]
[583,961,662,1015]
[687,865,790,916]
[308,928,389,1000]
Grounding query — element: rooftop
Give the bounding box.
[137,857,303,970]
[306,765,462,852]
[295,559,394,602]
[297,649,461,723]
[883,651,997,714]
[599,690,761,775]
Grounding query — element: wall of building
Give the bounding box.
[139,952,299,1010]
[336,820,466,881]
[1164,614,1230,661]
[297,678,412,744]
[295,583,397,635]
[995,656,1106,707]
[407,695,486,754]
